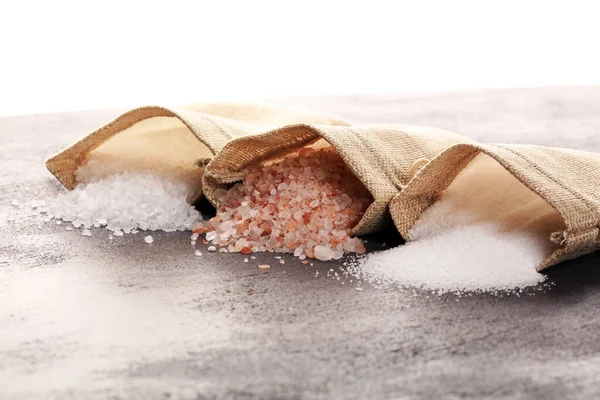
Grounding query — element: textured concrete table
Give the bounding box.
[1,87,600,399]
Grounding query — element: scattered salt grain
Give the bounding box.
[66,226,73,231]
[195,250,202,256]
[259,264,271,269]
[144,235,153,244]
[56,220,62,225]
[81,229,91,236]
[355,287,364,292]
[207,246,217,252]
[279,259,285,265]
[244,258,249,263]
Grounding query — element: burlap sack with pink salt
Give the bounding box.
[202,124,471,236]
[389,143,600,270]
[46,103,349,203]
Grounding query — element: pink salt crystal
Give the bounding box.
[206,231,218,241]
[314,245,335,261]
[201,148,370,260]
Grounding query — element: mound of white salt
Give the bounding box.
[198,147,371,260]
[42,159,203,234]
[346,155,565,294]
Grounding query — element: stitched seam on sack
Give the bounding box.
[348,127,404,191]
[496,144,598,224]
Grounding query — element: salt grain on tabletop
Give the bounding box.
[259,264,271,269]
[56,220,62,225]
[279,259,285,265]
[199,148,370,260]
[66,226,73,231]
[207,246,217,252]
[144,235,153,244]
[81,229,91,236]
[250,256,256,260]
[244,258,249,263]
[195,250,202,256]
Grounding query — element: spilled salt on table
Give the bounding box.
[197,148,371,260]
[346,155,566,294]
[40,158,203,234]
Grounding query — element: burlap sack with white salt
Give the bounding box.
[203,124,470,236]
[389,143,600,270]
[46,103,349,203]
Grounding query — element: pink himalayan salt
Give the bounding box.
[198,147,371,260]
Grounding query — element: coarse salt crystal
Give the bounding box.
[199,148,369,260]
[195,250,202,256]
[42,158,203,235]
[207,246,217,252]
[144,235,153,244]
[259,264,271,269]
[81,229,92,236]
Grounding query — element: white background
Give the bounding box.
[1,0,599,116]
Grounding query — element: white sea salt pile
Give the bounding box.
[346,155,565,294]
[41,158,203,234]
[196,147,371,260]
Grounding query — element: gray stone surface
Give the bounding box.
[1,87,600,399]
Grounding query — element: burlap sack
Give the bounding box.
[45,103,349,202]
[202,124,471,236]
[389,143,600,270]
